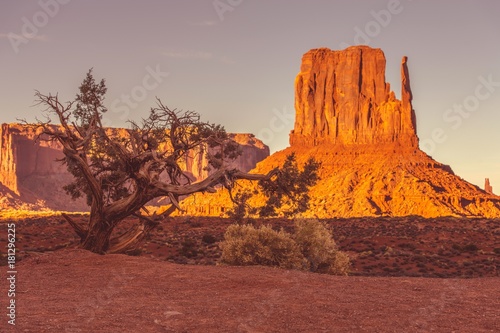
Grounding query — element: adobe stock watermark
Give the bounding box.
[339,0,408,49]
[102,64,169,127]
[421,74,500,154]
[258,106,295,145]
[213,0,243,21]
[7,0,71,54]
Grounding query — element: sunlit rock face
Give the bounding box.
[290,46,418,148]
[181,46,500,218]
[0,124,269,212]
[279,46,500,217]
[183,133,269,181]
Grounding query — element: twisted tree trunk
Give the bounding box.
[81,213,115,254]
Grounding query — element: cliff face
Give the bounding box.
[290,46,418,147]
[0,124,17,194]
[0,124,75,211]
[183,133,269,181]
[0,124,269,212]
[180,46,500,218]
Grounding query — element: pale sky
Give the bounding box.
[1,0,499,190]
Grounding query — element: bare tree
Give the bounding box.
[30,69,318,254]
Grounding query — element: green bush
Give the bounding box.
[219,219,350,275]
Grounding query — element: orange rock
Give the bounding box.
[290,46,418,147]
[180,46,500,218]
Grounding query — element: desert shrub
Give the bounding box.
[220,224,303,269]
[202,234,217,244]
[462,243,479,252]
[398,243,416,250]
[293,219,350,275]
[220,219,350,275]
[180,238,199,258]
[452,243,479,253]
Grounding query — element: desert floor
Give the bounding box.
[0,215,499,332]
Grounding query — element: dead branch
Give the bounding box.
[61,213,88,241]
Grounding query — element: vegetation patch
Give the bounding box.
[220,219,350,275]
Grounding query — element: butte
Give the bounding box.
[182,46,500,218]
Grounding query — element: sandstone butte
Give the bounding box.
[179,45,500,218]
[0,123,269,212]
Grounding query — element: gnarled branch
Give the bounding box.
[61,213,88,241]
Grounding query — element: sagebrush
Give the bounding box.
[220,224,303,269]
[220,219,350,275]
[293,219,350,275]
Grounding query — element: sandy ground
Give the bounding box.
[1,249,498,333]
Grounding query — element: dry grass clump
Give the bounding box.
[220,219,350,275]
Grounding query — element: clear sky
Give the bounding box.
[1,0,499,190]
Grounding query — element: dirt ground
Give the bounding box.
[0,249,498,332]
[0,216,499,332]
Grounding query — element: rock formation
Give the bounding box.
[290,46,418,147]
[0,124,16,192]
[0,124,72,210]
[0,123,269,212]
[183,133,269,181]
[180,46,500,218]
[485,178,493,194]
